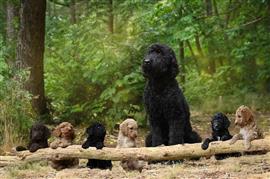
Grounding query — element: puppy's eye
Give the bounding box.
[237,115,241,118]
[130,127,133,130]
[156,49,161,53]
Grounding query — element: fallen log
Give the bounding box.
[0,156,22,166]
[15,136,270,162]
[0,136,268,166]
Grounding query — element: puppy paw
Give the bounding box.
[50,143,58,149]
[229,140,235,145]
[82,143,88,149]
[245,142,252,150]
[201,142,209,150]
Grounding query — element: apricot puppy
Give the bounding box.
[229,105,263,149]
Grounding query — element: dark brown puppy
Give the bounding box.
[16,122,50,152]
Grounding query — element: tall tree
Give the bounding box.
[6,0,19,67]
[16,0,48,116]
[205,0,216,74]
[108,0,113,33]
[70,0,76,24]
[179,41,185,83]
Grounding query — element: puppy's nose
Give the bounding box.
[213,124,219,130]
[144,58,151,64]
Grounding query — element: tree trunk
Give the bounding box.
[207,41,216,74]
[205,0,212,16]
[195,35,204,57]
[16,0,48,116]
[85,0,90,15]
[11,137,270,164]
[179,41,185,83]
[213,0,219,16]
[205,0,216,74]
[186,40,200,74]
[70,0,76,24]
[108,0,113,33]
[47,0,51,17]
[6,0,19,68]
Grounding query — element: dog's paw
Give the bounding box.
[245,142,252,150]
[229,140,235,145]
[201,142,209,150]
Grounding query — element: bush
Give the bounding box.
[45,17,146,128]
[0,38,35,149]
[183,66,270,113]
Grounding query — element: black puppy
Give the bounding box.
[16,122,50,152]
[201,113,241,160]
[82,123,112,169]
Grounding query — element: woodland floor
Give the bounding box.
[0,112,269,179]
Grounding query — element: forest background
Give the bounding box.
[0,0,269,148]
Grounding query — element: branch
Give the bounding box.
[228,16,265,31]
[48,0,69,7]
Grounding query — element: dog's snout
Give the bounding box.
[144,58,151,64]
[213,123,219,129]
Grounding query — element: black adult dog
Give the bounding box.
[142,43,201,147]
[201,112,241,160]
[82,123,112,170]
[16,123,50,152]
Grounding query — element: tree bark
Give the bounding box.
[6,0,19,67]
[16,0,48,116]
[195,35,204,57]
[205,0,216,74]
[205,0,213,16]
[0,156,22,167]
[186,40,200,74]
[70,0,76,24]
[10,136,270,164]
[108,0,113,33]
[213,0,219,16]
[47,0,51,17]
[179,41,185,83]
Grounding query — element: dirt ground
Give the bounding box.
[0,113,269,179]
[0,153,269,179]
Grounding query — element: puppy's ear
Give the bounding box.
[120,122,128,136]
[241,107,254,124]
[29,126,33,140]
[86,127,93,136]
[246,110,254,123]
[70,127,76,140]
[223,115,231,129]
[52,125,61,137]
[44,127,51,139]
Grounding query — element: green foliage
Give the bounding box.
[43,0,270,129]
[0,37,35,147]
[45,14,146,127]
[1,0,270,137]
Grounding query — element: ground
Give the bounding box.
[0,112,269,179]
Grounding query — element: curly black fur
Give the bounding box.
[82,123,112,170]
[201,112,241,160]
[145,132,152,147]
[16,123,50,153]
[142,43,201,147]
